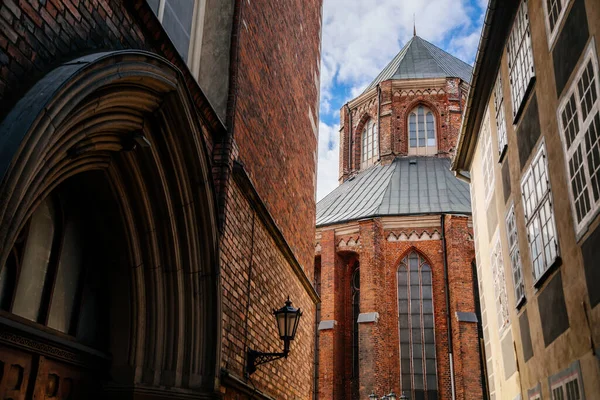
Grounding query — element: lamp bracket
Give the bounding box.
[246,348,289,376]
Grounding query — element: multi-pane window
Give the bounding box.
[149,0,197,61]
[494,74,508,156]
[542,0,568,47]
[550,362,584,400]
[397,252,437,400]
[482,111,495,204]
[491,234,509,333]
[361,119,379,169]
[557,46,600,236]
[0,189,107,349]
[507,0,535,119]
[506,204,525,305]
[408,105,437,156]
[521,144,559,281]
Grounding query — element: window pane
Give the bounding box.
[400,328,410,342]
[427,374,438,390]
[399,299,409,313]
[423,299,433,313]
[13,199,56,322]
[410,114,417,147]
[421,270,431,284]
[426,112,435,146]
[422,286,432,300]
[424,328,435,344]
[162,0,195,60]
[48,216,84,333]
[425,343,436,358]
[398,268,407,285]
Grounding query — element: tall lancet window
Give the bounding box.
[361,119,379,169]
[398,252,438,400]
[408,106,437,155]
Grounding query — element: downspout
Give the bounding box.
[377,84,381,161]
[346,103,353,174]
[441,214,456,400]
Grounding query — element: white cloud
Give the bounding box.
[317,121,340,201]
[316,0,484,201]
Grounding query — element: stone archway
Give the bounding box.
[0,51,221,398]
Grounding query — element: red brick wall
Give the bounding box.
[315,215,482,400]
[339,78,467,181]
[232,0,322,274]
[0,0,146,118]
[220,180,316,400]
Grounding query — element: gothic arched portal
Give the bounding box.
[0,51,221,398]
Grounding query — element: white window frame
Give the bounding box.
[557,41,600,239]
[361,119,379,169]
[408,105,437,156]
[541,0,571,49]
[150,0,203,67]
[482,110,495,205]
[507,0,536,120]
[549,361,585,400]
[521,142,560,282]
[491,231,510,333]
[506,203,525,306]
[494,73,508,157]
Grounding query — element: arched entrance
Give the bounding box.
[0,51,221,398]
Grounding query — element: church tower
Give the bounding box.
[314,36,486,400]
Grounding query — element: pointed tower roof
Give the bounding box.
[363,36,473,93]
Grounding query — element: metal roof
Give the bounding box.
[363,36,473,93]
[316,157,471,226]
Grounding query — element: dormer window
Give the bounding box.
[408,105,437,155]
[361,119,379,169]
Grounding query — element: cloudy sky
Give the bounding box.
[316,0,488,200]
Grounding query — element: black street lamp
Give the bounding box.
[246,297,303,376]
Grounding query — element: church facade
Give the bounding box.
[0,1,321,399]
[315,36,485,400]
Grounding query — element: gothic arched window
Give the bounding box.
[397,252,438,400]
[408,105,437,155]
[0,181,108,349]
[361,119,379,169]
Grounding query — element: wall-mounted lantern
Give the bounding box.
[246,297,302,376]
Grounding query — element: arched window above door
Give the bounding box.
[408,105,437,155]
[361,119,379,169]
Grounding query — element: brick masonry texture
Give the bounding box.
[220,181,315,399]
[317,76,481,399]
[316,217,482,399]
[232,0,321,277]
[0,1,322,399]
[339,78,466,180]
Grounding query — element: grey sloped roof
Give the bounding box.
[363,36,473,93]
[316,157,471,226]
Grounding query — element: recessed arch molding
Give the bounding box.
[0,50,221,398]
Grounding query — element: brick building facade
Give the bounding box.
[315,36,485,400]
[0,1,321,399]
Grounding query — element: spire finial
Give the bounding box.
[413,14,416,37]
